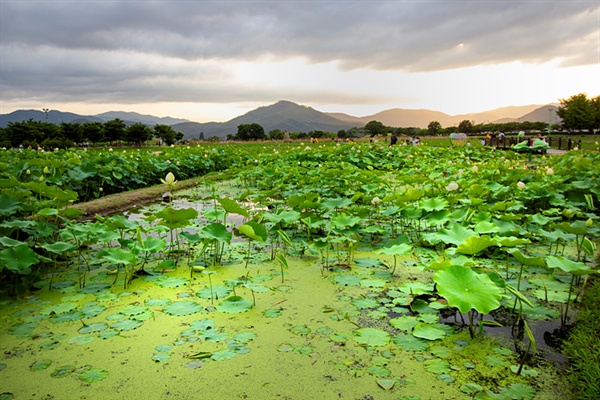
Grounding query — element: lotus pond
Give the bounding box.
[1,142,599,400]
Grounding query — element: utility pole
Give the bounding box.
[42,108,50,121]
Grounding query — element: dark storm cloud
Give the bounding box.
[1,0,598,106]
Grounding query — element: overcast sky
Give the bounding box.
[1,0,598,122]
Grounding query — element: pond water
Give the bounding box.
[0,186,572,400]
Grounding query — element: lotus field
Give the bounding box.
[0,142,598,399]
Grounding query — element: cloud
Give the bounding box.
[0,0,598,117]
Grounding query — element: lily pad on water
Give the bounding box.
[110,319,143,331]
[390,316,418,331]
[163,301,204,316]
[233,332,257,343]
[353,328,390,347]
[30,360,53,371]
[392,334,429,352]
[196,285,232,300]
[68,335,94,345]
[50,365,75,378]
[80,304,106,318]
[351,297,380,309]
[412,323,446,340]
[50,311,85,323]
[79,322,109,334]
[354,258,382,268]
[40,302,78,315]
[152,353,171,362]
[211,349,237,361]
[7,322,38,337]
[262,309,282,318]
[78,368,109,383]
[216,296,253,314]
[333,274,363,286]
[424,359,451,374]
[155,276,190,288]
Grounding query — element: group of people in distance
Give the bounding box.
[389,134,420,146]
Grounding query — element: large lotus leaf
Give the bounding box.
[0,245,38,274]
[530,213,552,226]
[434,265,502,314]
[0,194,22,216]
[332,274,363,286]
[425,210,451,225]
[353,328,390,347]
[196,285,232,299]
[507,249,546,267]
[179,231,203,244]
[376,243,412,257]
[546,256,594,275]
[436,224,477,246]
[474,221,500,234]
[202,222,232,243]
[401,207,422,219]
[412,323,446,340]
[320,197,352,211]
[216,296,253,314]
[419,197,449,212]
[455,235,496,256]
[557,221,588,235]
[217,197,249,218]
[99,247,137,266]
[495,236,531,247]
[331,213,361,229]
[156,207,198,229]
[237,221,268,242]
[41,241,77,255]
[68,163,97,181]
[141,236,167,253]
[110,319,143,331]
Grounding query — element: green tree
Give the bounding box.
[427,121,442,135]
[269,129,284,140]
[60,122,83,145]
[557,93,598,133]
[103,118,126,143]
[125,122,153,146]
[235,123,265,141]
[364,120,386,137]
[154,124,178,145]
[199,132,205,140]
[81,122,104,145]
[458,120,473,134]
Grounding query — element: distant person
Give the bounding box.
[390,134,398,146]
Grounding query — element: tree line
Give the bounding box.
[0,119,184,149]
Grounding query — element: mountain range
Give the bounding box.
[1,100,559,139]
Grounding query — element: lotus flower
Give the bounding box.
[517,181,526,190]
[371,197,380,206]
[446,182,459,191]
[546,167,554,176]
[161,172,177,186]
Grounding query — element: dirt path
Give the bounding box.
[70,170,236,219]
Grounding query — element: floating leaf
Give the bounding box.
[68,335,94,346]
[233,331,257,343]
[366,366,390,377]
[78,368,109,383]
[455,235,496,256]
[40,302,78,315]
[390,316,418,331]
[293,346,313,355]
[424,359,451,374]
[352,298,379,309]
[163,301,204,316]
[392,334,429,351]
[152,353,171,362]
[110,319,143,331]
[211,349,237,361]
[262,309,282,318]
[196,285,231,300]
[412,323,446,341]
[50,365,75,378]
[377,378,395,390]
[79,322,109,334]
[333,274,362,286]
[353,328,390,347]
[216,296,253,314]
[30,360,52,372]
[155,276,189,288]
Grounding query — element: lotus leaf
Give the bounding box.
[390,316,418,331]
[0,194,22,216]
[202,222,232,243]
[461,383,483,394]
[366,365,391,377]
[0,245,38,274]
[436,224,477,246]
[354,258,382,268]
[40,302,78,315]
[455,235,496,256]
[217,197,250,218]
[424,359,451,374]
[78,368,109,383]
[152,353,171,362]
[359,279,386,288]
[196,285,231,299]
[50,365,75,378]
[156,207,198,229]
[233,331,257,343]
[263,309,282,318]
[546,256,594,275]
[434,265,502,314]
[155,276,189,288]
[237,221,268,242]
[392,334,429,351]
[351,298,379,309]
[30,360,53,371]
[508,249,546,267]
[216,296,253,314]
[189,319,214,331]
[332,274,362,286]
[211,349,237,361]
[497,383,536,400]
[79,322,109,334]
[412,323,446,341]
[163,301,204,316]
[353,328,390,347]
[50,311,85,323]
[111,319,143,331]
[68,335,94,345]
